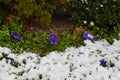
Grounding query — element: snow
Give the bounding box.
[0,39,120,80]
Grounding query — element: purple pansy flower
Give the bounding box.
[100,59,107,67]
[10,32,22,41]
[83,31,94,42]
[50,33,58,45]
[6,57,14,64]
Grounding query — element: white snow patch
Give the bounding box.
[0,39,120,80]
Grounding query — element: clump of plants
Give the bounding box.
[71,0,120,27]
[13,0,55,27]
[83,24,120,44]
[0,0,73,28]
[0,20,84,56]
[71,0,120,43]
[0,0,120,56]
[0,0,57,28]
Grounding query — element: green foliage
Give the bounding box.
[0,0,120,56]
[14,0,40,18]
[41,30,84,54]
[0,24,10,47]
[84,24,120,44]
[0,22,120,56]
[0,15,5,25]
[0,0,56,27]
[13,0,56,27]
[9,24,23,34]
[0,0,12,15]
[0,0,12,5]
[0,23,84,56]
[71,0,120,28]
[71,0,120,44]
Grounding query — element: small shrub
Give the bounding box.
[13,0,56,27]
[71,0,120,29]
[71,0,120,43]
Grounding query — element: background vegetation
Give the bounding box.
[0,0,120,56]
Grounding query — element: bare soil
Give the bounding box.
[23,17,81,35]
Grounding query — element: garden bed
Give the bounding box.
[0,39,120,80]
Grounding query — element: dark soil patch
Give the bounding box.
[2,15,82,35]
[23,17,80,35]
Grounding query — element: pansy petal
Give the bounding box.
[100,59,107,67]
[10,32,22,41]
[50,33,58,45]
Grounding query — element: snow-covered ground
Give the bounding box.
[0,39,120,80]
